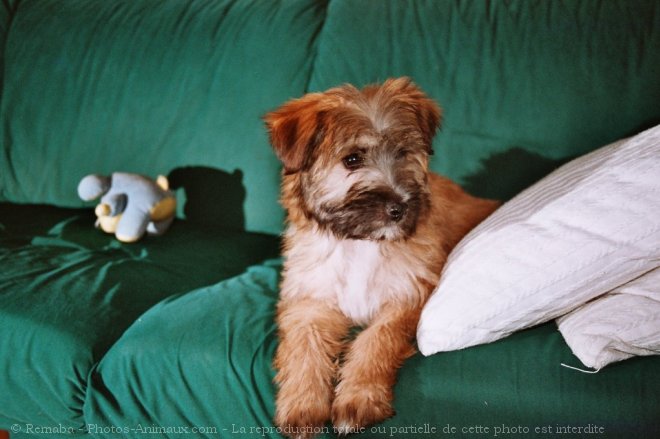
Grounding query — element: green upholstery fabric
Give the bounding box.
[84,262,282,439]
[0,1,18,73]
[0,0,328,234]
[311,0,660,200]
[84,262,660,439]
[0,203,279,429]
[1,0,660,438]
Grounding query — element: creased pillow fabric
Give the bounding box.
[417,125,660,355]
[557,267,660,370]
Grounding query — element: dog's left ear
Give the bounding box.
[415,95,442,154]
[383,77,442,153]
[264,94,326,173]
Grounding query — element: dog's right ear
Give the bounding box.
[264,94,326,174]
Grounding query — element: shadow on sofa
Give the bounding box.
[168,166,247,231]
[463,147,578,201]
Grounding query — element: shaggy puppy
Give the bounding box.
[264,77,498,438]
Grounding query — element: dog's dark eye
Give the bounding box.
[342,153,364,170]
[396,149,411,160]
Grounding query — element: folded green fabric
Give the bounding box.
[85,261,283,438]
[85,261,660,439]
[0,203,280,429]
[3,204,658,438]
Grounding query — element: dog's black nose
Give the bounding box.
[387,201,407,222]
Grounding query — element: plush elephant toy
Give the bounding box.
[77,172,176,243]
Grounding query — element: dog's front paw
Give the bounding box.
[275,384,332,439]
[332,383,394,434]
[275,408,329,439]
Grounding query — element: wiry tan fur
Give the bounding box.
[264,78,498,438]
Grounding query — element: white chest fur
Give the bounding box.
[281,228,417,325]
[334,239,382,324]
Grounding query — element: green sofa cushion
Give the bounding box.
[84,262,282,438]
[0,0,329,235]
[85,260,660,438]
[0,203,279,429]
[310,0,660,201]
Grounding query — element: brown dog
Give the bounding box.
[264,77,498,438]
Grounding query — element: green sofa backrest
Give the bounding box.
[311,0,660,200]
[0,0,327,234]
[1,0,658,234]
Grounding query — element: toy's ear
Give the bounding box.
[156,175,169,191]
[381,77,442,153]
[78,174,111,201]
[263,93,327,173]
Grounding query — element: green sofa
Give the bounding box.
[1,1,659,438]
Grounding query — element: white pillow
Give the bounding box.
[556,267,660,370]
[417,124,660,356]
